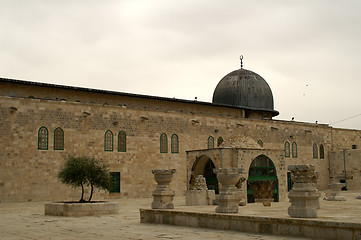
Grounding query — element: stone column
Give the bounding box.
[213,168,244,213]
[248,180,276,206]
[288,164,320,218]
[324,183,346,201]
[151,169,176,209]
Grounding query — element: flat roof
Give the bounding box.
[0,77,279,115]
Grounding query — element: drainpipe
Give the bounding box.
[343,149,347,190]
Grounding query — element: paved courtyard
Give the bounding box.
[1,191,361,240]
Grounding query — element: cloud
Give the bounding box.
[0,0,360,129]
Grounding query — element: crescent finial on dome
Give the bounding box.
[240,55,244,69]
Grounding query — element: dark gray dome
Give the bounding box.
[212,68,277,116]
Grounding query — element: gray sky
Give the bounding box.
[1,0,360,130]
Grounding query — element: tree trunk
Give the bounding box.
[88,183,94,202]
[79,183,85,203]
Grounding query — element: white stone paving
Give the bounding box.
[2,192,361,240]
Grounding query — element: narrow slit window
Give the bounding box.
[292,142,297,158]
[313,143,318,159]
[319,144,325,159]
[217,137,224,147]
[208,136,214,149]
[284,141,290,158]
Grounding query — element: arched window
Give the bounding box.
[320,144,325,159]
[160,133,168,153]
[208,136,214,149]
[38,126,48,150]
[54,127,64,150]
[257,139,263,147]
[118,131,126,152]
[217,137,224,147]
[171,134,179,153]
[313,143,318,159]
[104,130,113,151]
[284,141,290,158]
[292,142,297,158]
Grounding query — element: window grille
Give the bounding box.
[160,133,168,153]
[38,126,48,150]
[171,134,179,153]
[104,130,113,151]
[118,131,126,152]
[54,127,64,150]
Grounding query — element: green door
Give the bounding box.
[110,172,120,193]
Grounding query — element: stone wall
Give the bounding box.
[329,149,361,190]
[330,128,361,151]
[1,80,361,202]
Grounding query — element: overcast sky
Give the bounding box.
[1,0,360,130]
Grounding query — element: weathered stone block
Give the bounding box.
[44,201,119,217]
[324,182,346,201]
[288,164,320,218]
[185,190,208,205]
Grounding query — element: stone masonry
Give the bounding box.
[0,79,361,202]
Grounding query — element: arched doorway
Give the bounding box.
[247,155,278,203]
[190,155,219,194]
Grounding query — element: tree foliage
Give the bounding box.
[57,156,111,202]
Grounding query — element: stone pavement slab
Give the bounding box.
[2,191,360,240]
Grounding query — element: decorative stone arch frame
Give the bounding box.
[186,147,288,201]
[186,149,223,192]
[239,150,284,201]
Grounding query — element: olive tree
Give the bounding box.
[57,156,111,202]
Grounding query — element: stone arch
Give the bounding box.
[190,155,219,194]
[246,154,279,203]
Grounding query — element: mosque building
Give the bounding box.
[0,60,360,202]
